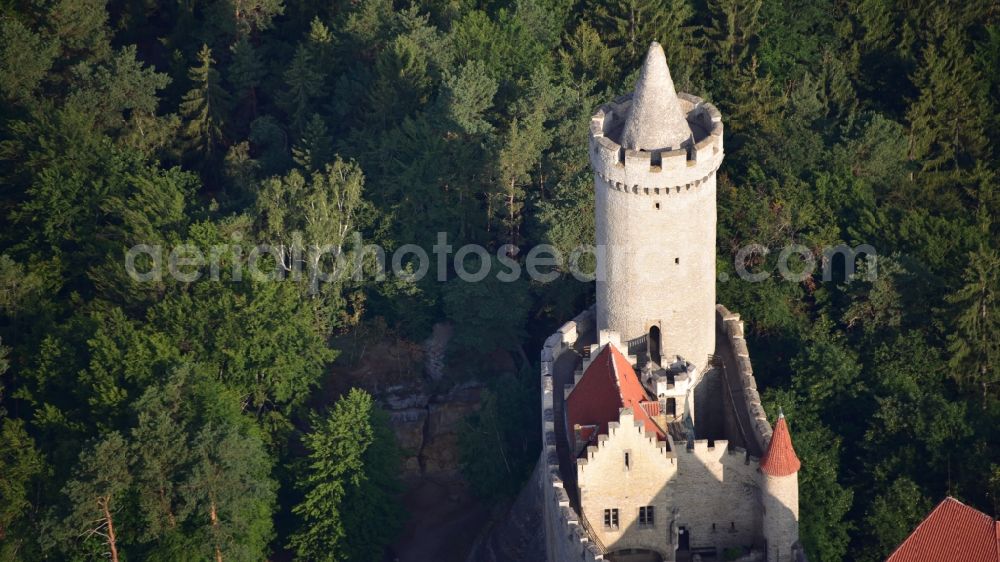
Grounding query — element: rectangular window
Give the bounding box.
[604,508,619,529]
[624,450,630,470]
[639,506,655,526]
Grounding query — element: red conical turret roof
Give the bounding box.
[760,412,801,477]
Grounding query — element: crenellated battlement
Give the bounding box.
[539,308,606,561]
[717,304,773,454]
[589,92,724,194]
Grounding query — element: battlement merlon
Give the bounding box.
[589,93,724,192]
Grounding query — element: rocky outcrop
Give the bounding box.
[382,379,482,481]
[423,322,453,381]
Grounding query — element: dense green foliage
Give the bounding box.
[289,388,403,562]
[0,0,996,560]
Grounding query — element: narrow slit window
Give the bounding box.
[624,451,630,470]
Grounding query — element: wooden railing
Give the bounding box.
[627,333,648,356]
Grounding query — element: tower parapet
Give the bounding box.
[589,93,723,194]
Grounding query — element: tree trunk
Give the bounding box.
[210,499,223,562]
[160,487,177,528]
[100,498,120,562]
[507,179,516,246]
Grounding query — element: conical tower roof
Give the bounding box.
[760,411,801,477]
[619,42,692,152]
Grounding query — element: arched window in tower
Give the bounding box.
[648,325,662,365]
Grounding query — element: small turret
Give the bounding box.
[760,410,801,562]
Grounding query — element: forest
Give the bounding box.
[0,0,997,560]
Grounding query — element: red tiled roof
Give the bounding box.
[640,401,660,417]
[566,344,664,449]
[887,497,1000,562]
[759,415,800,477]
[577,425,597,446]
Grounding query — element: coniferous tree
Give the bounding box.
[131,369,197,541]
[705,0,763,68]
[45,0,112,62]
[228,0,285,38]
[907,29,990,171]
[229,38,265,118]
[561,21,618,85]
[306,17,335,69]
[292,114,334,173]
[183,422,276,562]
[180,45,231,159]
[946,244,1000,402]
[588,0,699,78]
[288,388,376,562]
[339,406,404,562]
[56,432,131,562]
[0,418,45,561]
[280,43,325,133]
[366,35,433,127]
[442,59,498,136]
[0,19,57,106]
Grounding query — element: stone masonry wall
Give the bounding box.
[762,472,800,562]
[717,305,772,455]
[591,94,724,370]
[673,440,762,552]
[577,410,676,558]
[540,306,784,561]
[540,308,606,561]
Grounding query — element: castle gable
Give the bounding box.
[566,343,664,453]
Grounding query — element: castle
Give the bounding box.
[537,43,805,562]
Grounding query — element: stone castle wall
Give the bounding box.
[762,472,800,562]
[540,308,606,561]
[717,305,772,454]
[672,439,762,552]
[577,411,676,559]
[539,307,777,561]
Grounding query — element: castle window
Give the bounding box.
[712,523,717,533]
[624,451,631,470]
[675,257,680,264]
[655,202,661,209]
[639,506,655,526]
[730,521,737,533]
[604,508,619,529]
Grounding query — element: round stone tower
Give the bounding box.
[759,412,802,562]
[588,42,724,369]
